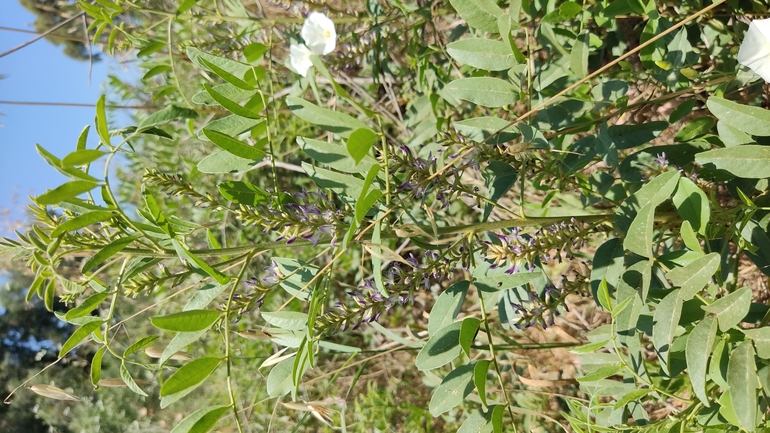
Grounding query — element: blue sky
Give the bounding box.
[0,2,138,238]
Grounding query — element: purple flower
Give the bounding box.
[653,152,669,167]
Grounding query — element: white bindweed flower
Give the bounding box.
[738,18,770,83]
[289,12,337,77]
[290,44,314,77]
[301,12,337,55]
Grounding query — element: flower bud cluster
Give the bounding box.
[143,169,221,209]
[222,278,269,323]
[483,219,593,275]
[387,143,468,209]
[316,246,469,335]
[235,189,346,246]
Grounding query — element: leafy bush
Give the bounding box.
[5,0,770,431]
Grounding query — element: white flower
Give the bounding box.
[738,18,770,83]
[290,44,314,77]
[301,12,336,55]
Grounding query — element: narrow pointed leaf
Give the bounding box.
[203,83,260,118]
[151,309,221,332]
[91,346,105,386]
[202,129,265,160]
[65,292,111,320]
[160,357,221,396]
[81,235,138,275]
[171,239,230,284]
[36,181,99,206]
[702,287,752,332]
[59,320,103,357]
[51,210,116,238]
[445,77,519,108]
[286,96,369,139]
[28,384,80,401]
[474,359,491,408]
[61,149,107,167]
[667,252,719,300]
[624,203,654,257]
[95,94,110,145]
[459,317,481,357]
[120,363,148,396]
[171,405,230,433]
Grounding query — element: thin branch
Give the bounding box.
[0,12,85,59]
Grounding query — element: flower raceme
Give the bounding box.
[738,18,770,82]
[290,12,337,77]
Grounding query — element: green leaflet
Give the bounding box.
[727,341,758,432]
[297,136,377,174]
[447,38,518,71]
[415,321,463,371]
[652,289,683,375]
[445,77,519,108]
[667,253,719,300]
[51,210,116,238]
[695,145,770,179]
[685,316,717,406]
[151,309,221,332]
[672,177,710,234]
[702,287,752,332]
[170,405,229,433]
[453,117,520,145]
[286,96,369,139]
[448,0,504,33]
[36,181,99,206]
[707,96,770,137]
[624,202,655,257]
[428,281,469,336]
[160,357,221,397]
[429,362,476,416]
[59,320,104,357]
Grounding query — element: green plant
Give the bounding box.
[5,0,770,431]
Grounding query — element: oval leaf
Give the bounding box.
[447,38,518,71]
[652,289,682,375]
[428,281,469,335]
[445,77,519,108]
[727,340,758,432]
[695,145,770,179]
[416,321,463,371]
[667,252,719,300]
[429,362,476,416]
[707,96,770,136]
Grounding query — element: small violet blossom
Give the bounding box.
[738,18,770,83]
[290,12,336,77]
